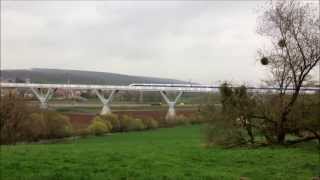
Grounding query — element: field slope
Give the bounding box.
[0,125,319,180]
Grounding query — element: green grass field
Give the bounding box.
[0,125,319,180]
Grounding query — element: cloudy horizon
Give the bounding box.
[0,1,292,85]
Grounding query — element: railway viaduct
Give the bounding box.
[1,82,319,120]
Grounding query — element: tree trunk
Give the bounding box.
[277,131,286,144]
[276,90,300,144]
[277,121,286,144]
[245,124,255,144]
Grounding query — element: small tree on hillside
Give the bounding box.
[257,0,320,144]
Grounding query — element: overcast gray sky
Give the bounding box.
[1,1,275,84]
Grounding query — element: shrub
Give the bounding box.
[203,113,247,148]
[0,94,75,143]
[165,115,189,127]
[0,94,36,144]
[92,116,113,131]
[205,126,248,148]
[75,128,91,138]
[142,117,159,129]
[100,114,120,132]
[120,115,145,131]
[189,114,208,124]
[176,115,190,125]
[88,120,110,136]
[44,111,73,138]
[19,113,47,141]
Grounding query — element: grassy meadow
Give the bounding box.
[0,125,319,180]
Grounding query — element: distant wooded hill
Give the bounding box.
[1,68,189,85]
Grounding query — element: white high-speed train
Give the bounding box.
[129,83,320,92]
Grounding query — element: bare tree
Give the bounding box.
[257,0,320,143]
